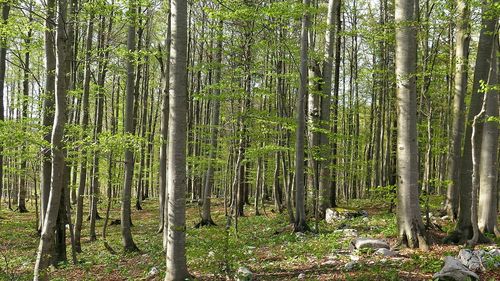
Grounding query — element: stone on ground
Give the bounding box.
[235,266,253,281]
[433,256,479,281]
[374,248,397,257]
[351,237,390,251]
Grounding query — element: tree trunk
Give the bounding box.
[318,0,337,217]
[0,1,10,215]
[121,0,139,252]
[158,10,171,237]
[165,0,190,279]
[395,0,428,250]
[199,19,223,227]
[445,0,470,220]
[18,6,32,213]
[294,0,310,233]
[450,0,498,243]
[74,15,94,251]
[34,0,71,276]
[477,37,499,236]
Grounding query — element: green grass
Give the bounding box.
[0,195,498,280]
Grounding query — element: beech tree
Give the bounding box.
[164,0,190,279]
[394,0,428,249]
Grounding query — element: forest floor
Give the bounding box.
[0,196,499,280]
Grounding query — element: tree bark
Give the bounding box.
[34,0,71,276]
[445,0,470,220]
[450,0,498,243]
[0,1,10,215]
[395,0,428,250]
[121,0,139,252]
[294,0,310,233]
[477,36,499,236]
[165,0,190,279]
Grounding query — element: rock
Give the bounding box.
[334,228,358,237]
[433,256,479,281]
[295,232,306,240]
[349,254,360,261]
[148,267,159,277]
[458,249,483,271]
[326,208,368,223]
[298,273,306,279]
[374,248,397,257]
[344,261,358,271]
[351,238,390,251]
[326,208,340,223]
[235,266,253,281]
[208,251,215,257]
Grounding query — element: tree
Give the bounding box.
[34,0,72,276]
[121,0,139,252]
[394,0,428,250]
[164,0,190,279]
[318,0,338,217]
[74,10,94,251]
[445,0,470,221]
[40,0,56,230]
[294,0,310,233]
[477,34,499,236]
[0,0,10,214]
[198,19,223,227]
[449,0,498,244]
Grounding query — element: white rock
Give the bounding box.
[351,238,390,251]
[298,273,306,279]
[374,248,397,257]
[458,249,483,271]
[235,266,253,281]
[334,228,358,237]
[148,267,159,277]
[433,256,479,281]
[344,261,358,271]
[349,254,360,261]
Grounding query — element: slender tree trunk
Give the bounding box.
[34,0,71,276]
[165,0,190,278]
[158,10,171,236]
[445,0,470,220]
[0,1,11,215]
[121,0,139,252]
[18,6,32,213]
[199,19,223,227]
[74,15,94,251]
[395,0,428,250]
[294,0,310,233]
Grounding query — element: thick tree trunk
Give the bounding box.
[477,37,499,236]
[445,0,470,220]
[294,0,310,233]
[450,0,498,244]
[165,0,190,279]
[395,0,428,250]
[34,0,71,276]
[318,0,337,217]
